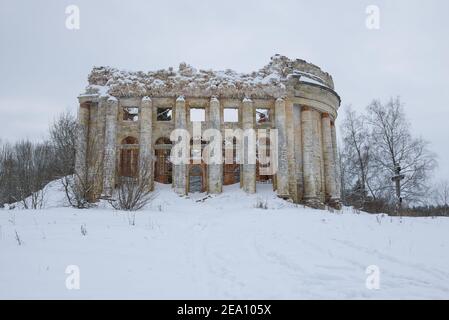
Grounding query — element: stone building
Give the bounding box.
[75,55,341,208]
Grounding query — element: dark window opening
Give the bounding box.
[256,108,270,124]
[157,108,172,121]
[123,107,139,121]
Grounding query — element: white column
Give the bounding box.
[301,106,318,203]
[75,100,91,192]
[293,104,304,200]
[242,98,256,194]
[331,121,341,203]
[173,96,187,196]
[139,96,153,190]
[314,110,325,203]
[102,97,118,196]
[208,96,222,194]
[275,98,289,198]
[321,113,337,203]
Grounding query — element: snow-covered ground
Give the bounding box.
[1,182,449,299]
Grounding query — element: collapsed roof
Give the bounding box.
[84,54,335,99]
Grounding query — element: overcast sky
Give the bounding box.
[0,0,448,180]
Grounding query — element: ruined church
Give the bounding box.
[75,55,342,208]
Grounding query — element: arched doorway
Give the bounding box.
[154,137,172,184]
[189,164,206,193]
[119,137,139,178]
[223,137,240,185]
[188,138,207,193]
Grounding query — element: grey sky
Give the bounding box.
[0,0,448,179]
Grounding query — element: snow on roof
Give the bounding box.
[84,54,335,99]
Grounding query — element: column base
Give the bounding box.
[327,198,342,210]
[100,192,113,199]
[174,189,187,197]
[277,193,289,200]
[303,198,326,210]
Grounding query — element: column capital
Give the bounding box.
[107,96,118,105]
[302,105,311,111]
[276,97,285,103]
[79,101,91,110]
[210,96,220,106]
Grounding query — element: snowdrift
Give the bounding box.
[1,181,449,299]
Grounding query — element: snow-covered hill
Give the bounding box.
[1,182,448,299]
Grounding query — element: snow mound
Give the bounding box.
[2,181,449,299]
[5,178,69,210]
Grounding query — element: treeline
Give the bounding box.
[1,98,447,216]
[0,110,156,212]
[339,97,448,216]
[0,112,76,208]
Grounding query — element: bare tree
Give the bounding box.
[61,174,94,209]
[0,142,13,207]
[340,106,375,206]
[433,180,449,216]
[367,97,437,205]
[49,111,77,177]
[48,111,97,208]
[0,112,85,209]
[62,133,103,209]
[0,140,54,209]
[109,162,157,212]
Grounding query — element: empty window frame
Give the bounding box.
[190,108,205,122]
[157,107,173,121]
[123,107,139,121]
[256,108,270,124]
[224,108,239,123]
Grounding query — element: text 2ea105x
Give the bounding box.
[221,304,271,315]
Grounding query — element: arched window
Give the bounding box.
[154,137,172,184]
[120,137,139,177]
[122,137,138,145]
